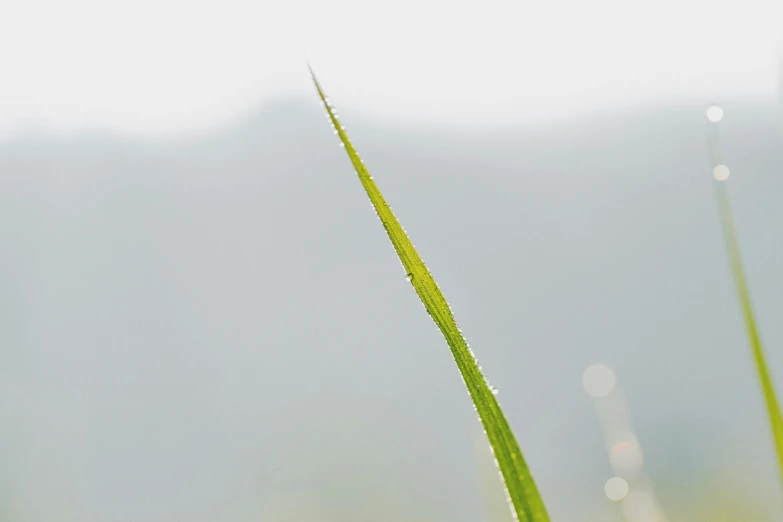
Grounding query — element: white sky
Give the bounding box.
[1,0,781,136]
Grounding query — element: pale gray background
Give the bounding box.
[1,93,783,521]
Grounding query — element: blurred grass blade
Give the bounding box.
[716,182,783,486]
[309,67,550,522]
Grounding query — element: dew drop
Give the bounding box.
[714,164,730,181]
[610,441,644,476]
[582,364,616,398]
[706,105,723,122]
[605,476,629,501]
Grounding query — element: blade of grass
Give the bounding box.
[715,181,783,487]
[308,66,550,522]
[473,428,517,522]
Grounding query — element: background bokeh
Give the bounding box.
[2,1,783,521]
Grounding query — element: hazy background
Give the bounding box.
[3,1,783,521]
[2,0,783,136]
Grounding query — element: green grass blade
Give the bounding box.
[715,181,783,486]
[309,67,550,522]
[473,429,516,522]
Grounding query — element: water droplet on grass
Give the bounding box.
[583,364,616,397]
[714,164,730,181]
[706,105,724,122]
[605,476,629,501]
